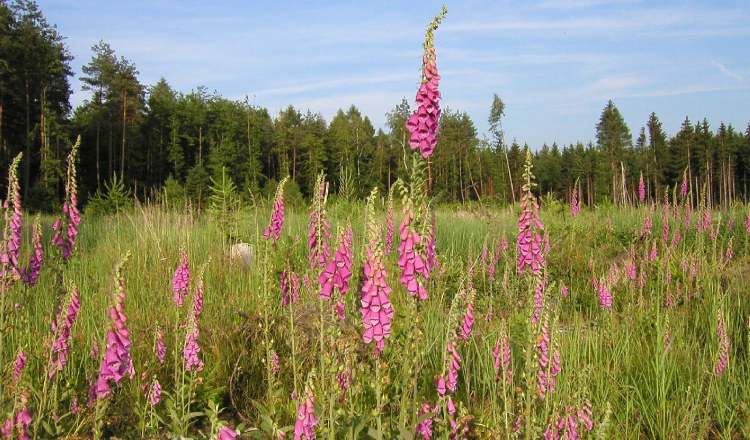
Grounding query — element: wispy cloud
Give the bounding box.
[711,61,744,81]
[535,0,643,9]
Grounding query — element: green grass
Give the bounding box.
[1,201,749,438]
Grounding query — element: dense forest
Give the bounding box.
[2,0,749,210]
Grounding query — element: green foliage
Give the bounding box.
[85,173,133,216]
[208,167,240,243]
[185,162,211,208]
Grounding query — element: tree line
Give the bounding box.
[2,0,749,210]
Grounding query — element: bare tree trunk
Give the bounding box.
[120,92,127,178]
[504,148,515,204]
[198,125,203,165]
[24,77,30,200]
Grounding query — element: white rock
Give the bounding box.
[228,243,253,267]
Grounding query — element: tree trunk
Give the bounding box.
[504,147,515,204]
[120,91,127,178]
[24,77,30,200]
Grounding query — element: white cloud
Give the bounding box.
[711,61,744,81]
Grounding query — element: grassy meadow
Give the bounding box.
[2,194,750,439]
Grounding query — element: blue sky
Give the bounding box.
[40,0,750,148]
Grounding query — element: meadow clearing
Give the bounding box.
[1,146,750,439]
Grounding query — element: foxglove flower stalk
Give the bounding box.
[517,150,545,275]
[416,402,435,440]
[680,172,689,199]
[661,207,670,243]
[459,301,474,340]
[293,388,317,440]
[94,255,135,399]
[21,219,43,286]
[385,191,395,253]
[361,248,394,353]
[270,350,280,375]
[263,177,288,243]
[49,287,81,378]
[570,188,580,217]
[597,280,612,310]
[397,208,429,301]
[531,277,546,325]
[0,153,23,284]
[361,190,395,354]
[172,250,190,307]
[319,226,353,304]
[405,7,447,159]
[12,349,26,382]
[308,174,331,270]
[641,211,653,237]
[51,138,81,261]
[154,325,166,364]
[148,378,161,406]
[493,333,512,384]
[193,269,204,318]
[537,317,560,398]
[638,172,646,202]
[444,341,461,394]
[714,311,729,376]
[281,270,301,306]
[2,402,31,440]
[745,211,750,233]
[183,314,204,372]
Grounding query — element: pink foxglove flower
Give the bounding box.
[281,270,301,306]
[3,403,31,440]
[416,402,435,440]
[745,212,750,233]
[193,270,204,318]
[398,209,429,301]
[0,154,23,284]
[714,311,729,376]
[155,325,166,364]
[578,401,594,432]
[459,301,474,340]
[561,284,569,298]
[638,172,646,202]
[183,315,204,372]
[263,177,287,243]
[680,173,689,199]
[319,226,353,303]
[537,317,560,398]
[361,189,395,354]
[148,378,161,406]
[517,150,545,275]
[570,189,580,217]
[51,139,81,261]
[445,342,461,394]
[12,350,26,382]
[531,277,546,325]
[597,280,612,310]
[216,426,238,440]
[493,334,512,384]
[172,250,190,307]
[49,287,81,378]
[293,389,317,440]
[270,350,280,375]
[361,247,394,354]
[94,256,134,399]
[405,9,446,159]
[21,220,43,286]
